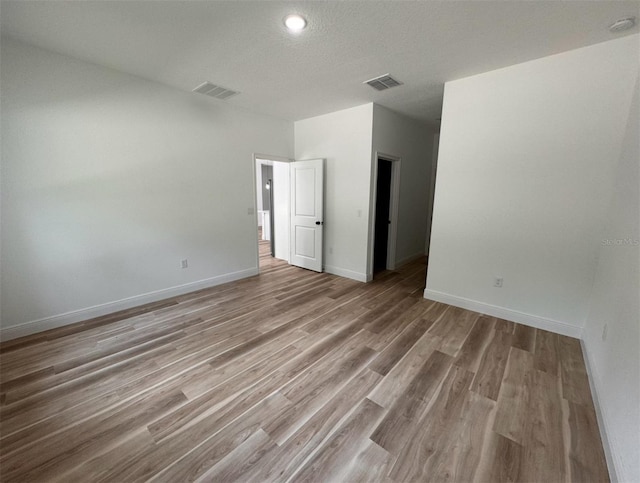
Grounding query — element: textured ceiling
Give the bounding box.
[1,1,639,127]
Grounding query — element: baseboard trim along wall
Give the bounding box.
[580,338,620,483]
[324,265,368,283]
[423,289,583,338]
[0,267,259,341]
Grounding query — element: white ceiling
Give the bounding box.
[1,1,639,127]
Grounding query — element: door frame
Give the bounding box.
[368,152,401,279]
[252,153,293,272]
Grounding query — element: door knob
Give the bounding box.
[315,221,323,225]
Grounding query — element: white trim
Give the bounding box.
[0,267,258,341]
[254,153,293,164]
[252,154,261,271]
[423,289,582,338]
[395,252,424,269]
[580,338,620,483]
[324,264,368,283]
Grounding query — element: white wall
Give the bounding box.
[582,74,639,483]
[425,133,439,256]
[371,105,434,270]
[0,38,293,339]
[294,104,374,282]
[425,36,639,337]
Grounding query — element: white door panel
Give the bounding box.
[290,159,324,272]
[294,226,316,258]
[294,168,316,216]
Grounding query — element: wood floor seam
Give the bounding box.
[0,253,609,482]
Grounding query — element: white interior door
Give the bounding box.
[290,159,324,272]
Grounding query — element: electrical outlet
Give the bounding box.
[247,207,255,215]
[181,259,188,269]
[494,277,503,288]
[602,323,608,341]
[329,246,333,254]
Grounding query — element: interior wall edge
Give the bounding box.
[580,337,621,483]
[0,266,259,342]
[324,265,368,283]
[423,288,583,338]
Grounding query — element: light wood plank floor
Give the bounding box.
[0,258,609,482]
[259,229,273,264]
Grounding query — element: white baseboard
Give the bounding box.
[394,252,424,269]
[324,265,368,283]
[423,289,582,338]
[0,267,259,341]
[580,338,620,483]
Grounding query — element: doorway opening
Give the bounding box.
[254,155,291,272]
[370,153,401,278]
[260,164,275,257]
[374,159,392,273]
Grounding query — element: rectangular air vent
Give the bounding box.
[192,81,239,100]
[363,74,403,91]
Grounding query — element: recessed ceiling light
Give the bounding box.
[284,14,307,32]
[609,17,636,33]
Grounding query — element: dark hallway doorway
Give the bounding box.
[374,158,393,273]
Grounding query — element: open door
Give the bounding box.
[290,159,324,272]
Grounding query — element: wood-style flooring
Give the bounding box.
[0,255,609,482]
[259,228,272,261]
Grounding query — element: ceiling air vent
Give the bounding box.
[364,74,403,91]
[192,81,239,100]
